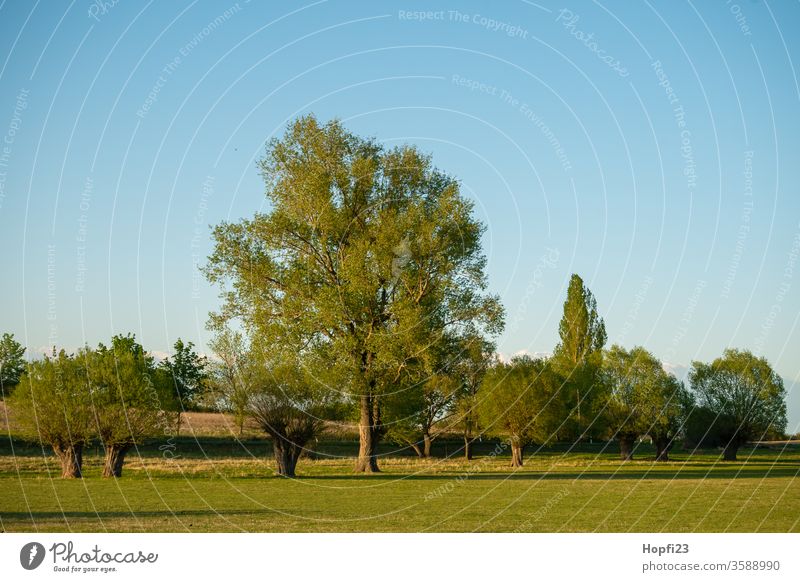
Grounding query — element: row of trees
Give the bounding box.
[199,116,787,474]
[2,297,787,479]
[204,272,788,473]
[1,115,789,478]
[3,334,208,478]
[478,275,787,466]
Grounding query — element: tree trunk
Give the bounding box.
[464,435,473,461]
[654,435,671,462]
[423,432,432,458]
[355,394,380,472]
[53,443,83,479]
[273,439,300,477]
[722,442,739,461]
[650,433,673,462]
[102,443,130,478]
[510,442,525,467]
[619,434,636,461]
[409,442,424,458]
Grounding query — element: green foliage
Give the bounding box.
[681,401,725,449]
[551,274,607,440]
[246,344,339,475]
[208,328,256,434]
[160,338,209,409]
[87,334,168,448]
[10,349,95,449]
[385,333,481,456]
[10,336,171,477]
[554,274,607,363]
[479,356,565,448]
[386,372,458,456]
[205,115,504,469]
[0,332,26,396]
[451,336,495,448]
[601,345,680,440]
[689,349,787,455]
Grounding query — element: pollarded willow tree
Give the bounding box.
[246,341,334,477]
[87,335,169,477]
[689,349,786,461]
[205,115,504,473]
[11,350,94,478]
[602,345,681,461]
[479,355,565,467]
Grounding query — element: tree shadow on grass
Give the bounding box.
[303,466,800,481]
[1,508,280,521]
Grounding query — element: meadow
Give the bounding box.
[1,413,798,533]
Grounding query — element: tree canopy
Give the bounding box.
[689,349,787,460]
[601,345,682,460]
[10,350,94,478]
[205,115,503,472]
[551,273,606,441]
[87,334,169,477]
[160,338,209,409]
[479,356,565,467]
[0,332,26,396]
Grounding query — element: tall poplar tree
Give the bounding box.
[552,274,607,441]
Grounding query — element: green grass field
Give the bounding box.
[1,436,798,533]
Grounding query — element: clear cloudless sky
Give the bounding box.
[0,0,798,429]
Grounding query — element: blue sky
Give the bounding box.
[0,1,798,429]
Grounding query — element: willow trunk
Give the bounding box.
[102,444,131,478]
[510,442,525,467]
[53,443,83,479]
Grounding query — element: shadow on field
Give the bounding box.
[306,465,800,480]
[1,508,280,522]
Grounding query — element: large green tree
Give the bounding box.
[551,274,607,441]
[0,332,26,397]
[11,350,94,478]
[601,345,682,461]
[205,115,503,472]
[689,349,786,461]
[479,356,565,467]
[87,335,169,477]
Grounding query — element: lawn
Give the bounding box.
[1,436,798,533]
